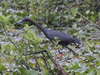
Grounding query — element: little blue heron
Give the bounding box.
[15,17,80,54]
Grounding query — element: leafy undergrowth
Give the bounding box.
[0,15,100,75]
[0,0,100,75]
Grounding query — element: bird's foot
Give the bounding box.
[58,49,63,54]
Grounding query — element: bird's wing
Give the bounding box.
[47,30,79,43]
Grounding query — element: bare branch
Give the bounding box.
[77,12,100,30]
[14,58,37,70]
[3,25,23,53]
[27,50,69,75]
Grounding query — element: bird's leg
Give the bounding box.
[66,47,75,55]
[74,43,80,48]
[58,49,63,54]
[55,44,63,54]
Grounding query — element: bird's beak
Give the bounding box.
[17,19,24,24]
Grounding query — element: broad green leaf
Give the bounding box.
[86,10,90,14]
[30,70,38,75]
[41,69,48,75]
[90,16,95,22]
[87,70,95,75]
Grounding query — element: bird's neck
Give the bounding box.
[23,18,48,34]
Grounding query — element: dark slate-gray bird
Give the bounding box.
[15,17,80,54]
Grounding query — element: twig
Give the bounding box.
[26,39,41,71]
[14,58,37,70]
[3,25,37,70]
[32,53,41,71]
[3,25,68,74]
[42,52,55,75]
[3,25,23,53]
[41,52,49,70]
[3,25,42,71]
[77,12,100,30]
[27,50,68,75]
[44,50,68,75]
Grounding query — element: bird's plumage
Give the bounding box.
[45,29,80,46]
[15,17,80,54]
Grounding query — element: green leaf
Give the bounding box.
[41,69,48,75]
[0,15,11,25]
[30,70,38,75]
[86,10,90,14]
[85,34,91,37]
[9,73,13,75]
[0,63,6,72]
[90,16,95,22]
[71,8,78,16]
[71,62,80,69]
[72,24,77,29]
[87,70,95,75]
